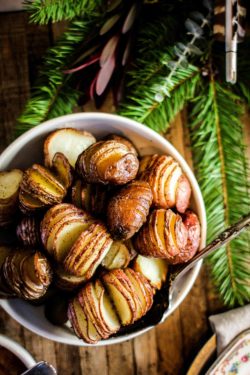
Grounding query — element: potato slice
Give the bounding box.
[54,265,86,291]
[102,241,131,270]
[0,169,23,205]
[104,134,138,156]
[52,152,73,189]
[176,174,192,213]
[44,128,96,168]
[64,222,112,279]
[19,190,45,214]
[133,255,168,290]
[68,298,101,344]
[102,270,137,325]
[0,246,14,297]
[53,219,91,262]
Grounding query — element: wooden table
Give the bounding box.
[1,10,245,375]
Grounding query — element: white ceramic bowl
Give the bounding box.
[0,113,206,346]
[0,334,36,369]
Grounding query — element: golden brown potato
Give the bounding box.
[134,208,188,261]
[107,180,153,240]
[170,210,201,264]
[103,134,138,155]
[16,216,40,247]
[2,250,52,300]
[76,140,139,185]
[138,155,191,213]
[20,164,66,210]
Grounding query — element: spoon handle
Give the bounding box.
[170,212,250,289]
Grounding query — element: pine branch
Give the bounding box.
[16,17,101,137]
[23,0,104,24]
[189,78,250,306]
[118,15,201,132]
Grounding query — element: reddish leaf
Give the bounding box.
[100,35,119,67]
[100,14,121,35]
[122,4,137,34]
[63,56,100,74]
[96,55,115,96]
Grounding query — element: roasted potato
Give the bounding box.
[16,216,40,247]
[54,265,87,291]
[133,255,168,290]
[170,210,201,264]
[102,241,131,270]
[2,250,52,300]
[20,164,66,210]
[134,208,188,261]
[44,128,96,168]
[0,169,23,226]
[0,246,15,297]
[63,221,113,279]
[76,140,139,185]
[107,180,153,240]
[138,155,191,213]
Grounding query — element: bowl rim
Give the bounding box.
[0,334,36,368]
[0,112,206,346]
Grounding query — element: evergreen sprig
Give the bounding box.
[118,16,201,132]
[189,78,250,306]
[23,0,104,24]
[16,16,102,136]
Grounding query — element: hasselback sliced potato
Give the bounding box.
[2,250,52,300]
[40,203,92,261]
[134,208,188,261]
[0,169,23,226]
[20,164,66,210]
[138,155,191,213]
[76,140,139,185]
[170,210,201,264]
[63,221,113,279]
[0,246,15,297]
[51,152,74,189]
[107,180,152,240]
[44,128,96,168]
[54,265,87,291]
[19,190,45,214]
[16,216,40,247]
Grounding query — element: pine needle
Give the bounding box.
[189,78,250,306]
[16,17,101,137]
[23,0,103,24]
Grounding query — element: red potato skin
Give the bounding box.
[170,210,201,264]
[175,175,191,213]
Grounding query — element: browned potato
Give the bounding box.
[170,210,201,264]
[104,134,138,155]
[20,164,66,210]
[44,128,96,168]
[138,155,191,213]
[63,221,113,279]
[16,216,40,247]
[102,241,131,270]
[76,140,139,185]
[54,265,87,291]
[51,152,74,189]
[2,250,52,300]
[107,180,152,240]
[0,246,15,297]
[134,208,188,261]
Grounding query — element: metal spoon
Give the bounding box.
[21,361,57,375]
[119,212,250,335]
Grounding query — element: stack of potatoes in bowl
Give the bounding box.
[0,128,200,344]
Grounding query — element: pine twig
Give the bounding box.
[23,0,103,24]
[16,17,102,137]
[189,78,250,306]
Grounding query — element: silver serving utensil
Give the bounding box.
[21,361,56,375]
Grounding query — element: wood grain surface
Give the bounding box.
[0,11,248,375]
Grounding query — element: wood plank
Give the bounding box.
[133,329,158,375]
[79,346,108,375]
[106,341,135,375]
[0,12,29,151]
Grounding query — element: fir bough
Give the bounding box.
[189,79,250,306]
[23,0,104,24]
